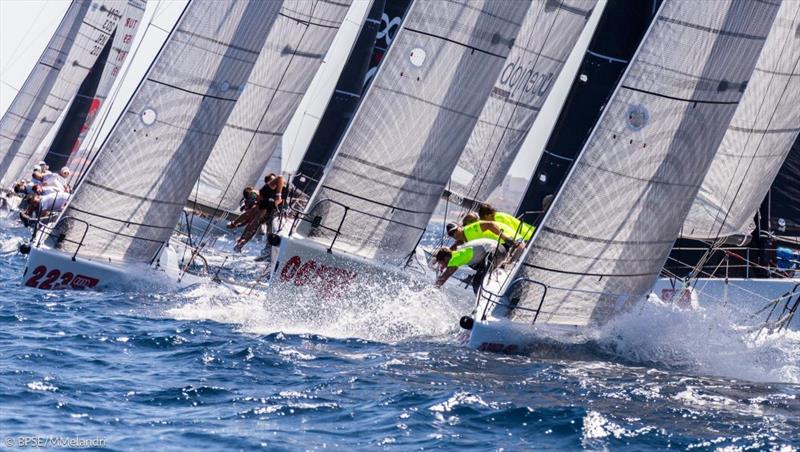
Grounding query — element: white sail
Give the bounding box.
[507,0,780,327]
[0,0,126,185]
[193,0,352,214]
[450,0,597,202]
[680,1,800,240]
[52,0,307,265]
[299,0,533,266]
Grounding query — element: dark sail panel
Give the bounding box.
[43,32,115,171]
[768,136,800,237]
[514,0,660,221]
[294,0,412,196]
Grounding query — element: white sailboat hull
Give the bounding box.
[464,277,800,352]
[270,234,426,297]
[21,244,204,291]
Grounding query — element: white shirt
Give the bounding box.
[39,191,70,212]
[42,172,67,192]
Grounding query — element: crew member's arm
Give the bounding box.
[274,177,286,206]
[435,266,458,287]
[482,221,514,243]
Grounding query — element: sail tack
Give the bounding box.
[193,0,352,214]
[53,0,311,264]
[450,0,597,203]
[0,0,128,185]
[300,0,533,266]
[680,1,800,240]
[510,0,780,327]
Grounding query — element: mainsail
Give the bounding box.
[767,135,800,237]
[0,0,127,185]
[299,0,532,266]
[449,0,597,203]
[193,0,352,215]
[515,0,660,220]
[507,0,780,327]
[51,0,307,265]
[680,1,800,241]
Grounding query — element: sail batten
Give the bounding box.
[508,0,781,328]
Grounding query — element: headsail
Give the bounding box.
[0,0,126,185]
[515,0,661,220]
[299,0,532,266]
[507,0,780,327]
[680,1,800,241]
[767,135,800,238]
[449,0,597,203]
[51,1,303,265]
[193,0,352,215]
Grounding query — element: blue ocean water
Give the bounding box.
[1,222,799,450]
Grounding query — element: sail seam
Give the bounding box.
[522,262,656,278]
[335,152,443,186]
[68,206,175,230]
[83,180,186,206]
[147,78,239,102]
[321,184,431,215]
[403,27,507,59]
[374,85,482,120]
[278,11,340,29]
[541,225,677,245]
[622,85,740,105]
[659,16,768,41]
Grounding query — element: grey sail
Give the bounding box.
[193,0,352,214]
[51,0,294,265]
[680,1,800,241]
[299,0,532,266]
[0,0,125,185]
[450,0,597,203]
[64,0,149,179]
[507,0,779,327]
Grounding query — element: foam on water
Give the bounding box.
[594,295,800,383]
[167,276,470,343]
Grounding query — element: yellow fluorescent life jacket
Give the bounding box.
[494,211,534,241]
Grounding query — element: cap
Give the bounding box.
[32,165,42,172]
[445,222,458,236]
[60,166,70,174]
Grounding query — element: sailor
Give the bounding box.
[19,191,70,225]
[445,220,517,250]
[42,166,70,192]
[234,173,286,252]
[478,203,535,241]
[433,238,507,294]
[227,186,259,230]
[38,161,51,175]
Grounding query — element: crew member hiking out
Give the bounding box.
[445,220,519,250]
[234,174,286,252]
[478,202,535,241]
[433,238,507,294]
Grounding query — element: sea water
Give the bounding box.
[1,221,798,450]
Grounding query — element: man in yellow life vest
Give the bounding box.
[445,220,517,250]
[477,203,535,241]
[433,238,507,294]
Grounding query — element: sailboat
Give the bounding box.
[20,0,353,291]
[462,0,782,352]
[0,0,143,187]
[653,0,800,308]
[268,0,600,294]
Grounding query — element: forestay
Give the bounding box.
[680,1,800,240]
[300,0,532,266]
[450,0,597,203]
[0,0,125,185]
[51,1,288,264]
[193,0,352,214]
[508,0,779,327]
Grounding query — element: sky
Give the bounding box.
[0,0,605,180]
